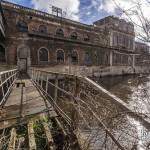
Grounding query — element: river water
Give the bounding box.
[76,75,150,150]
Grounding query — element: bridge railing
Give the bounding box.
[29,68,150,150]
[0,69,18,106]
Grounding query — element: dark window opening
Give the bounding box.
[57,50,64,63]
[39,48,48,62]
[84,52,92,65]
[0,45,5,62]
[70,32,78,40]
[17,20,28,32]
[71,51,78,64]
[39,25,47,33]
[84,34,90,41]
[56,28,64,37]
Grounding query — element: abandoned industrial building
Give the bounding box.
[0,0,149,76]
[1,1,150,149]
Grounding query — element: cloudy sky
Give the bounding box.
[3,0,126,24]
[4,0,150,26]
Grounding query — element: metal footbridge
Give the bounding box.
[0,68,150,150]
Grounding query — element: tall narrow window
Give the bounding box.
[39,48,48,62]
[84,52,92,65]
[0,45,5,62]
[84,34,90,41]
[71,51,78,63]
[56,28,64,37]
[39,25,47,33]
[57,50,64,63]
[70,32,78,40]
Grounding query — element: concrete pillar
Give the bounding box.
[132,55,135,68]
[110,51,113,66]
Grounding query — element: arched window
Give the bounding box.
[84,34,90,41]
[70,32,78,40]
[57,50,65,63]
[56,28,64,37]
[17,20,28,32]
[71,50,78,63]
[39,25,47,33]
[0,45,6,62]
[38,48,48,62]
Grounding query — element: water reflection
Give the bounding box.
[57,74,150,149]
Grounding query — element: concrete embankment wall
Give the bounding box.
[0,64,16,72]
[35,65,150,77]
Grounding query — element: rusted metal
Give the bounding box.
[28,120,36,150]
[8,128,17,150]
[0,69,18,106]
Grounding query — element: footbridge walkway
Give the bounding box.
[0,68,150,150]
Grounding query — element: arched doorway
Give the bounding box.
[17,45,30,72]
[0,45,6,63]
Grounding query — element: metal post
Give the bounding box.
[54,74,58,102]
[46,75,49,94]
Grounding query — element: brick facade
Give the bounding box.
[1,1,149,71]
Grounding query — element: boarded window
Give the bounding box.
[39,48,48,62]
[70,32,78,40]
[0,45,5,62]
[57,50,64,63]
[39,25,47,33]
[56,28,64,37]
[18,46,29,59]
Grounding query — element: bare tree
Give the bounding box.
[113,0,150,43]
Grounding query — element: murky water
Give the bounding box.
[98,75,150,116]
[95,75,150,150]
[74,75,150,150]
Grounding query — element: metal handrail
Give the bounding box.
[0,69,18,106]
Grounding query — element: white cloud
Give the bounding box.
[31,0,80,21]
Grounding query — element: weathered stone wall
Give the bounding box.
[1,1,149,76]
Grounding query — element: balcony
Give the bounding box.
[28,30,98,46]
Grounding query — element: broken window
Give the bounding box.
[0,45,5,62]
[56,28,64,37]
[57,50,64,63]
[39,48,48,62]
[70,32,78,40]
[39,25,47,33]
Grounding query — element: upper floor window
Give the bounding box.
[56,28,64,37]
[39,25,47,33]
[70,32,78,40]
[38,48,48,62]
[84,34,90,41]
[57,50,65,63]
[17,20,28,32]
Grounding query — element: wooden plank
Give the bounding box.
[8,128,17,150]
[41,114,55,150]
[28,120,36,150]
